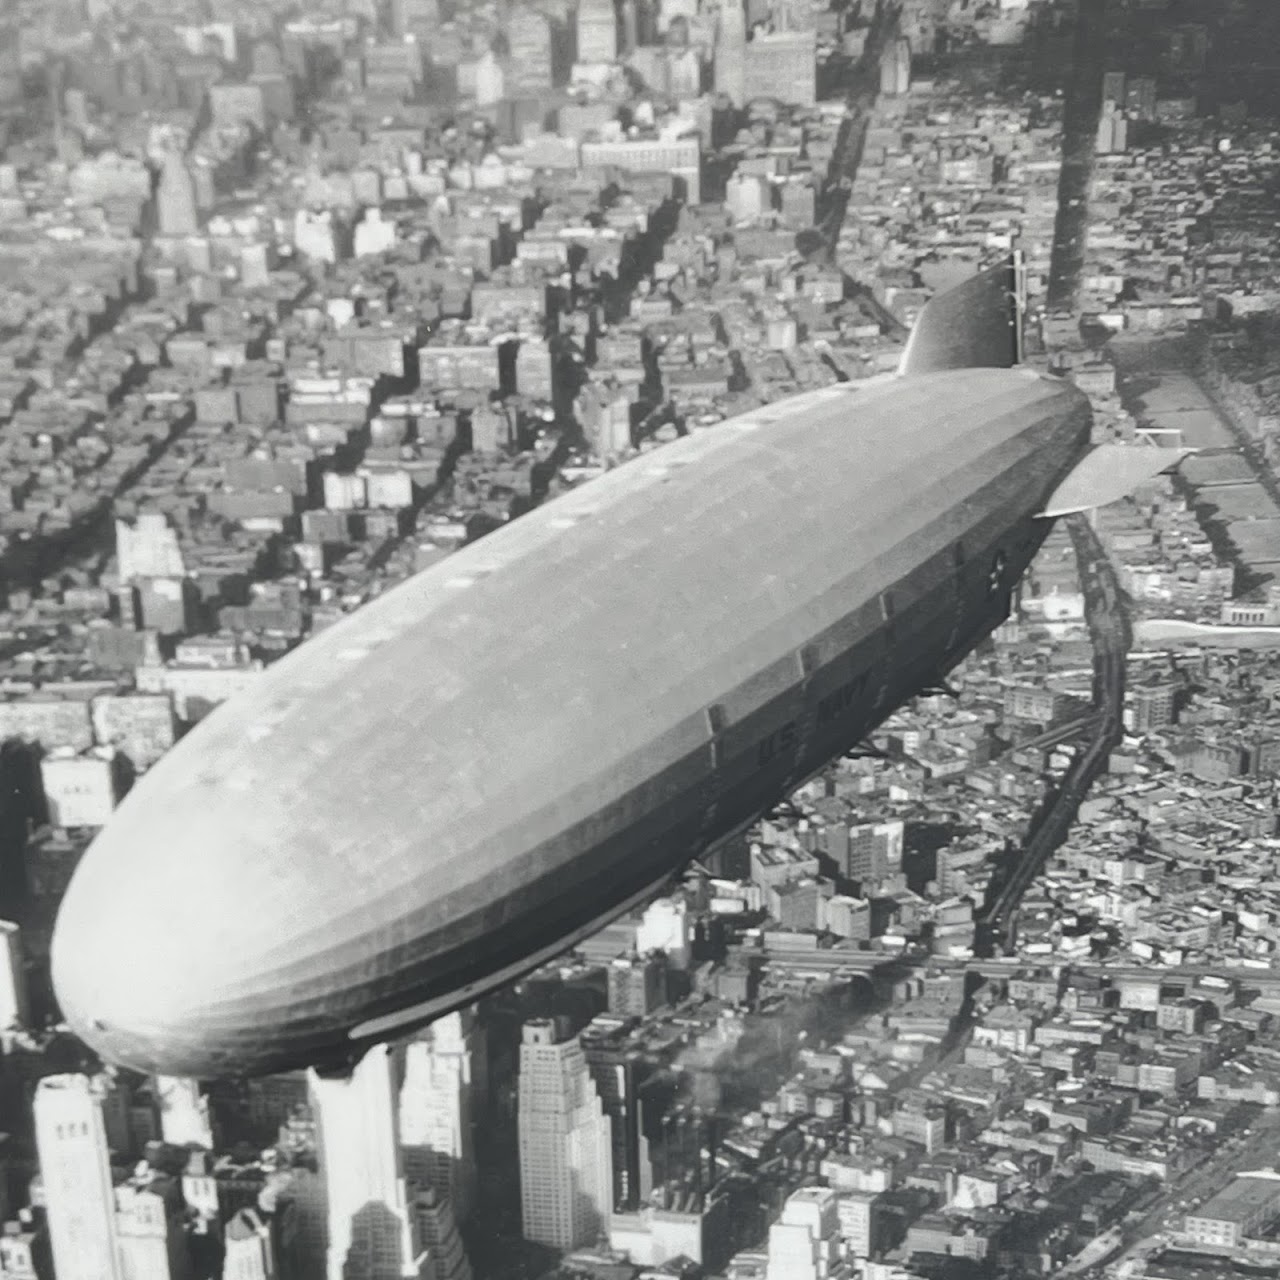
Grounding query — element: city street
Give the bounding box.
[983,512,1129,950]
[1097,1109,1280,1279]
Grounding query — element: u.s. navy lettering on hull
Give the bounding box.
[816,671,871,727]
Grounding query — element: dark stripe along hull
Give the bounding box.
[53,369,1091,1077]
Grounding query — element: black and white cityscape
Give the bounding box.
[5,1,1280,1280]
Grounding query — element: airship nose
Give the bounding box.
[49,781,301,1078]
[51,843,213,1076]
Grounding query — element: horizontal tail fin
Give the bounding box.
[1036,444,1189,518]
[897,251,1025,377]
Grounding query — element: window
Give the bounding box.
[988,551,1007,596]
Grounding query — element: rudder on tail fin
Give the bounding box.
[897,251,1025,377]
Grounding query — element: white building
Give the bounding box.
[116,515,186,584]
[517,1020,613,1250]
[766,1187,848,1280]
[0,920,28,1029]
[34,1074,122,1280]
[308,1047,427,1280]
[636,897,692,967]
[154,1077,213,1150]
[323,472,368,511]
[354,208,397,258]
[115,1182,192,1280]
[399,1011,481,1223]
[726,173,770,221]
[40,749,120,829]
[836,1191,879,1260]
[293,209,338,264]
[579,137,701,204]
[474,50,505,104]
[223,1208,275,1280]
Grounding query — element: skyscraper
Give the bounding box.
[114,1181,192,1280]
[606,955,666,1018]
[0,921,29,1030]
[714,0,746,106]
[399,1011,481,1223]
[518,1019,613,1250]
[878,35,911,96]
[154,1077,213,1150]
[1131,680,1176,733]
[844,820,904,884]
[577,0,618,63]
[34,1075,122,1280]
[409,1189,471,1280]
[308,1047,426,1280]
[156,152,198,237]
[582,1029,654,1213]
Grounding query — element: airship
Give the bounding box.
[51,257,1181,1078]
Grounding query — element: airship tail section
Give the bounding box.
[1036,443,1189,518]
[897,250,1025,377]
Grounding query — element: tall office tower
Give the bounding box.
[843,820,903,884]
[34,1075,122,1280]
[878,34,910,95]
[606,955,666,1018]
[0,921,28,1029]
[508,10,554,92]
[714,0,746,105]
[766,1187,847,1280]
[893,35,911,93]
[308,1047,426,1280]
[399,1011,480,1223]
[154,1078,213,1149]
[835,1192,879,1261]
[273,1167,327,1280]
[1131,680,1176,733]
[582,1031,654,1213]
[156,152,198,238]
[518,1020,613,1250]
[577,0,618,63]
[115,1182,193,1280]
[410,1189,471,1280]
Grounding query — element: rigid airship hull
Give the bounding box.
[52,367,1091,1077]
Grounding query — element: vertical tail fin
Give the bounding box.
[897,250,1026,377]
